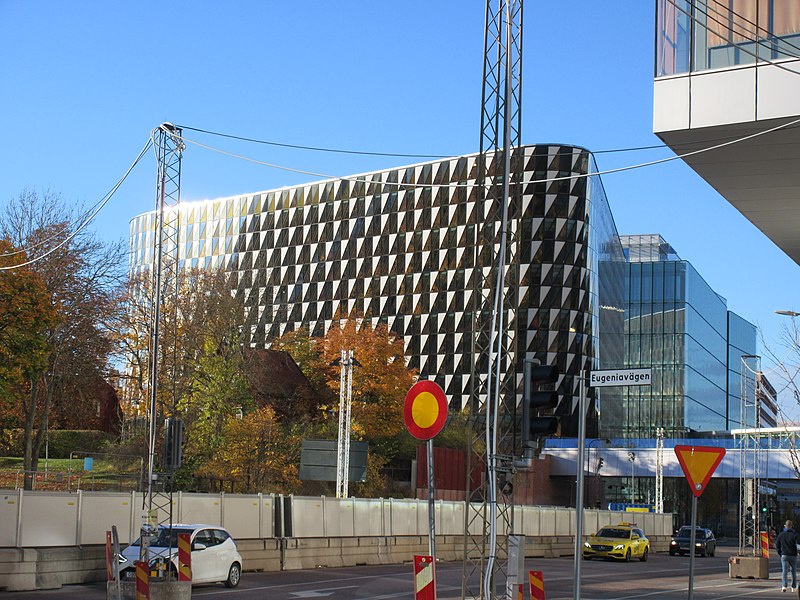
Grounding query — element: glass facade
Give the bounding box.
[616,235,756,438]
[657,0,800,76]
[130,145,625,434]
[727,311,758,428]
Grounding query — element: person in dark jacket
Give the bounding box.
[776,520,799,592]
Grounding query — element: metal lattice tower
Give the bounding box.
[655,427,664,514]
[462,1,523,599]
[335,350,355,499]
[737,355,761,556]
[141,123,184,569]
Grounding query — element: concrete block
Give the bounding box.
[108,580,192,600]
[729,555,769,579]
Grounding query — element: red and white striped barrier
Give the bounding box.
[413,555,436,600]
[761,531,770,559]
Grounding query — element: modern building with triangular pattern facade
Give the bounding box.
[130,144,626,437]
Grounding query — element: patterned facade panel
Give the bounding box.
[129,145,625,435]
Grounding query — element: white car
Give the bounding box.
[118,524,242,588]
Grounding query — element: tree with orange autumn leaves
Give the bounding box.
[0,240,59,429]
[273,319,417,443]
[271,318,419,496]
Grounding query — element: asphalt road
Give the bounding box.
[5,546,790,599]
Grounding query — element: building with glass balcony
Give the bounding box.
[655,0,800,264]
[129,145,626,435]
[610,234,757,439]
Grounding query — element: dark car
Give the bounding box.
[669,526,716,557]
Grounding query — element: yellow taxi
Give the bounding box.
[582,522,650,562]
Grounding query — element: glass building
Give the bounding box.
[614,234,756,438]
[130,145,625,435]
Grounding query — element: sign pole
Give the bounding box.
[688,494,698,600]
[573,369,586,600]
[673,445,726,600]
[427,438,436,559]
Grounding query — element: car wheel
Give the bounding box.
[700,549,706,557]
[625,549,631,562]
[224,562,241,588]
[669,549,676,556]
[583,555,591,560]
[640,547,649,562]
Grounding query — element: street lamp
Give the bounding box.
[628,452,636,505]
[775,310,800,317]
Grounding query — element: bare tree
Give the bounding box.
[761,319,800,476]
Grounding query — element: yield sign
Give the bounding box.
[674,445,726,497]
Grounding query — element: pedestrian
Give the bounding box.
[776,520,800,592]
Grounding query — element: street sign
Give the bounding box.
[674,445,726,497]
[589,368,652,387]
[404,380,448,441]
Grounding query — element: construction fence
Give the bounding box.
[0,489,674,548]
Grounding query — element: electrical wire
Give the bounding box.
[0,139,153,271]
[175,124,450,159]
[176,114,800,191]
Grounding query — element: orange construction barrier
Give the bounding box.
[529,570,545,600]
[135,561,150,600]
[761,531,770,559]
[413,555,436,600]
[178,532,192,581]
[105,531,114,581]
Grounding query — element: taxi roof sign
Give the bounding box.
[674,445,726,497]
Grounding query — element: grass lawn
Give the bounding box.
[0,456,142,491]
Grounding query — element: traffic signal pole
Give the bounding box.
[572,370,587,600]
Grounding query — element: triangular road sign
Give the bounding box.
[674,445,726,497]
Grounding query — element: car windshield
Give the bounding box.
[677,527,704,538]
[129,527,194,548]
[596,528,630,539]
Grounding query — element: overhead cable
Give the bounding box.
[176,124,450,159]
[0,139,153,271]
[177,115,800,191]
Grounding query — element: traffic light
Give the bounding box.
[522,362,560,453]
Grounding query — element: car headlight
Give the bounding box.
[670,540,677,545]
[584,542,591,548]
[695,542,702,547]
[614,544,625,550]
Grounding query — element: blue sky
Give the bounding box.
[2,2,799,413]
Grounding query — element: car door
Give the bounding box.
[706,530,715,554]
[191,528,216,583]
[635,529,647,555]
[212,529,234,581]
[630,531,641,557]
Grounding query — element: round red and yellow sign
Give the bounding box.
[403,380,448,440]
